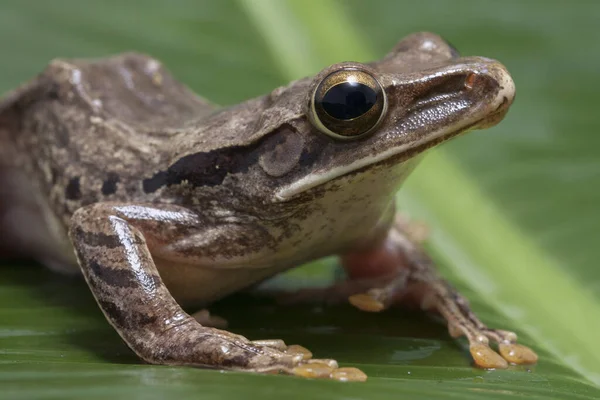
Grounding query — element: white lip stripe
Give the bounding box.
[274,124,454,201]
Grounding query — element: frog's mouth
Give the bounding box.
[274,58,515,202]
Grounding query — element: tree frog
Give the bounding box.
[0,32,537,381]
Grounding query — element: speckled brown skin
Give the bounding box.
[0,32,535,378]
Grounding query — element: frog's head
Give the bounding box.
[267,32,514,203]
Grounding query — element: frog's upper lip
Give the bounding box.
[274,59,515,201]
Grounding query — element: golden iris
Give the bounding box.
[310,68,387,139]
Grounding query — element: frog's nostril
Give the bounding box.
[464,72,497,93]
[464,73,477,90]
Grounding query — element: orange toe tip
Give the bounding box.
[498,343,538,365]
[293,362,334,379]
[470,344,509,369]
[348,293,385,312]
[307,358,338,369]
[285,344,313,361]
[332,367,368,382]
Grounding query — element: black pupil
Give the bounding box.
[321,81,377,120]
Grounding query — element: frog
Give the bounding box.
[0,32,537,381]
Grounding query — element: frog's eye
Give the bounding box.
[309,67,387,139]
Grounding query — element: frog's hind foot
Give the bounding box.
[351,280,538,368]
[421,283,538,368]
[342,220,538,369]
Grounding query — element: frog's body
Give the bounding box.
[0,54,413,305]
[0,33,536,380]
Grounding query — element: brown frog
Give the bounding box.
[0,32,537,381]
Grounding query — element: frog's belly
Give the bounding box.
[153,213,390,308]
[154,257,285,307]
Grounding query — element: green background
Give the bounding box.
[1,0,599,399]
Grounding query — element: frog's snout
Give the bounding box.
[473,61,515,129]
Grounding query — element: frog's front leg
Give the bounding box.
[69,202,365,381]
[343,216,538,369]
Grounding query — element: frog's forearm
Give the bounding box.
[70,203,273,366]
[70,204,185,358]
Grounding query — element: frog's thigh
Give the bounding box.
[0,168,76,271]
[69,202,364,381]
[341,217,538,369]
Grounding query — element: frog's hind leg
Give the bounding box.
[0,168,28,258]
[341,217,539,369]
[0,95,20,257]
[0,78,51,260]
[0,182,15,257]
[0,166,76,273]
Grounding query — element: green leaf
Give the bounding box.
[1,0,599,399]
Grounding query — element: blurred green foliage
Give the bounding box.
[1,1,599,399]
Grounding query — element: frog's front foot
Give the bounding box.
[250,339,366,381]
[341,217,538,369]
[152,323,366,381]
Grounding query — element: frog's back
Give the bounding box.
[0,53,215,268]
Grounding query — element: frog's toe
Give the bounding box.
[292,362,335,379]
[285,344,313,360]
[473,329,538,366]
[291,362,367,382]
[331,367,368,382]
[259,342,365,381]
[498,342,539,365]
[251,339,288,351]
[348,292,386,312]
[251,340,314,361]
[419,286,538,368]
[305,358,338,368]
[469,343,508,369]
[466,333,537,368]
[451,322,538,368]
